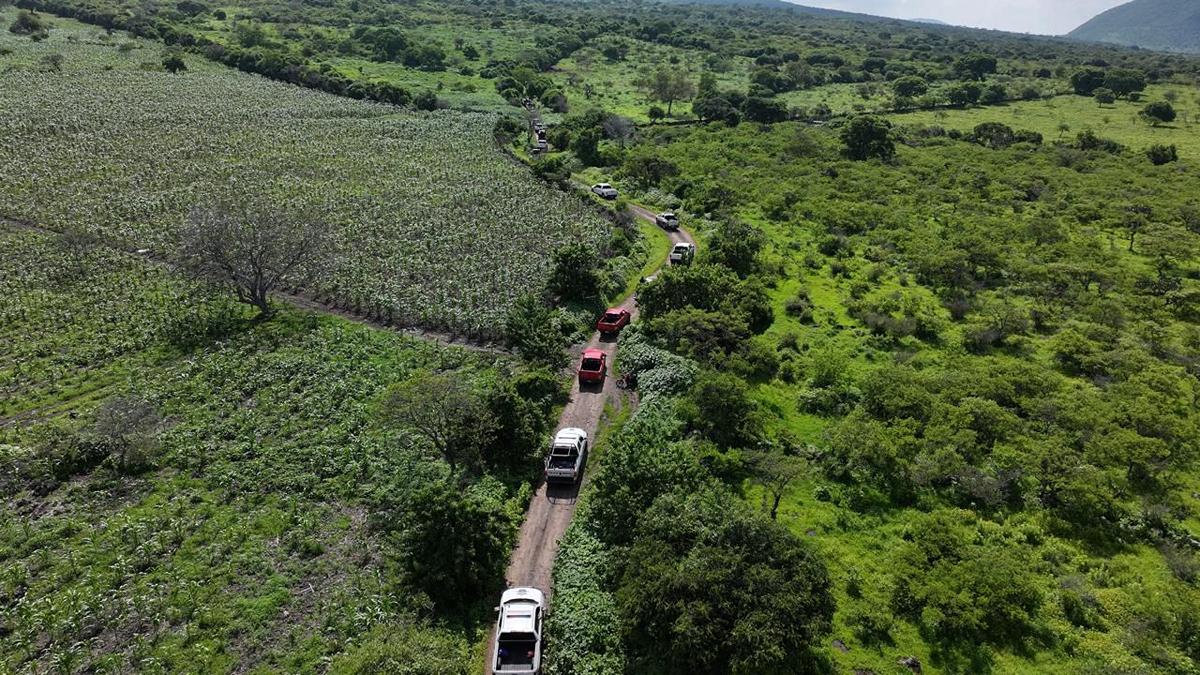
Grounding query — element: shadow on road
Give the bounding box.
[546,480,581,504]
[578,379,606,394]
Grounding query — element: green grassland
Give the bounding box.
[578,117,1200,672]
[895,84,1200,158]
[0,10,608,339]
[549,36,753,120]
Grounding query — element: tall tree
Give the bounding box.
[637,66,696,116]
[617,490,834,673]
[840,115,895,161]
[180,202,330,318]
[380,370,494,474]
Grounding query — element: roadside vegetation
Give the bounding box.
[4,0,1200,673]
[544,86,1200,671]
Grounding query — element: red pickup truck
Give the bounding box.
[578,348,607,384]
[596,308,631,335]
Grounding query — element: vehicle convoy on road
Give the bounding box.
[578,348,607,384]
[591,183,618,199]
[596,307,631,335]
[669,242,696,265]
[655,212,680,230]
[544,428,589,484]
[492,587,544,674]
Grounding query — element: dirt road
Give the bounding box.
[501,206,694,593]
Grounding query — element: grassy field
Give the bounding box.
[0,9,608,338]
[0,226,525,673]
[894,84,1200,157]
[549,36,752,121]
[617,117,1200,673]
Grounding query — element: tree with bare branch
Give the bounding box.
[180,202,330,318]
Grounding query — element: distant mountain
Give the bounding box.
[1069,0,1200,53]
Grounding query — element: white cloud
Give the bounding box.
[788,0,1130,35]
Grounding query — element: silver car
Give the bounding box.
[591,183,618,199]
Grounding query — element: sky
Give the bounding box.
[787,0,1131,35]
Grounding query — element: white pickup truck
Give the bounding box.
[492,587,544,674]
[544,428,588,484]
[669,242,696,265]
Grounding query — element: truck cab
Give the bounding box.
[544,428,588,484]
[655,212,680,230]
[669,242,696,265]
[578,348,607,384]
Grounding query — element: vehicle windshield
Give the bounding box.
[603,312,621,322]
[497,634,537,667]
[551,445,578,457]
[581,358,603,371]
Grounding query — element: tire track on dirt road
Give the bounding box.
[488,206,695,671]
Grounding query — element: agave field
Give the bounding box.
[0,15,607,338]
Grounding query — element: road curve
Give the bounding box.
[488,205,693,670]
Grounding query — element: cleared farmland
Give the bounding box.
[0,19,607,338]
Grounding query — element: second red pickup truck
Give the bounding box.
[578,348,608,384]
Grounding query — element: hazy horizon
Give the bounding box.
[786,0,1131,35]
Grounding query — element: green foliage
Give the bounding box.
[1104,67,1147,99]
[840,115,895,161]
[617,489,833,674]
[0,230,542,673]
[892,75,928,99]
[619,154,679,188]
[891,510,1044,647]
[953,53,997,81]
[677,370,762,449]
[1071,67,1107,96]
[160,48,185,73]
[1140,100,1176,125]
[8,9,49,36]
[330,623,471,674]
[704,219,765,278]
[0,27,607,339]
[549,241,601,301]
[646,308,751,365]
[1146,143,1179,165]
[378,477,515,612]
[504,293,569,368]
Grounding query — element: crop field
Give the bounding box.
[0,224,529,673]
[894,83,1200,157]
[0,12,608,338]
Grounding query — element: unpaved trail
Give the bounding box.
[491,207,695,675]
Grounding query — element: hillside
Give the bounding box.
[1069,0,1200,53]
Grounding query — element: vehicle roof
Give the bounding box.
[554,428,587,444]
[673,242,694,249]
[603,307,626,314]
[499,588,543,634]
[659,212,676,217]
[595,183,611,187]
[500,587,545,606]
[582,348,605,358]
